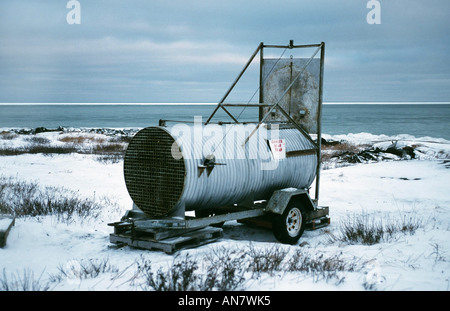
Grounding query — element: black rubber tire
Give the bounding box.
[272,203,306,244]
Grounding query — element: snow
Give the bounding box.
[0,130,449,291]
[0,217,14,231]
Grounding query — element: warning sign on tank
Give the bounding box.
[269,139,286,160]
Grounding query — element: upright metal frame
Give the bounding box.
[109,41,327,251]
[205,40,326,204]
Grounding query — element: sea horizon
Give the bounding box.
[0,101,449,106]
[1,102,449,140]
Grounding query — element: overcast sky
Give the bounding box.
[0,0,449,103]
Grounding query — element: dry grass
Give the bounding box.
[327,212,423,245]
[321,141,368,162]
[138,244,360,291]
[91,143,125,154]
[0,176,104,222]
[322,142,367,152]
[0,132,130,163]
[0,131,19,140]
[0,145,78,156]
[58,135,106,145]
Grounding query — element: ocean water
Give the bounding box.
[0,103,449,140]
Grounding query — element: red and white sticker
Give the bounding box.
[269,139,285,160]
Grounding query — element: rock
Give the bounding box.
[299,241,310,247]
[33,127,63,134]
[403,146,415,159]
[331,141,418,165]
[320,137,341,146]
[385,146,405,158]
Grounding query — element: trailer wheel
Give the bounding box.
[272,203,306,244]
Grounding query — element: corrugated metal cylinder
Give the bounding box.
[123,123,317,218]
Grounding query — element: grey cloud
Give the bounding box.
[0,0,449,103]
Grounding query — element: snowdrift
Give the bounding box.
[0,128,449,291]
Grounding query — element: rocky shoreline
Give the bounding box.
[2,126,449,169]
[6,126,139,137]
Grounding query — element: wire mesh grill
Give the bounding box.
[123,127,185,217]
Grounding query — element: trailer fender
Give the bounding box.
[265,188,316,215]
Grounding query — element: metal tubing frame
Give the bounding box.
[315,42,325,203]
[205,42,263,125]
[205,40,325,204]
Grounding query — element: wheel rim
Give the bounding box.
[286,207,302,237]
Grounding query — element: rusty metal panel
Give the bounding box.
[261,58,321,134]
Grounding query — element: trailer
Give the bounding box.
[109,40,329,253]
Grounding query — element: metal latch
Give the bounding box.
[198,154,226,177]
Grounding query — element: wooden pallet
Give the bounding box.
[0,214,15,248]
[110,226,223,254]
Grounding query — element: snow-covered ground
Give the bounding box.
[0,130,449,291]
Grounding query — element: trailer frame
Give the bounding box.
[109,188,329,253]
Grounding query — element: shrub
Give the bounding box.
[91,143,125,154]
[321,141,366,162]
[246,243,288,278]
[0,132,127,161]
[0,131,18,140]
[137,244,361,291]
[25,136,51,145]
[139,254,201,291]
[328,212,422,245]
[138,250,246,291]
[58,135,105,145]
[0,268,50,291]
[0,145,77,156]
[287,249,356,283]
[0,176,103,222]
[203,246,247,291]
[51,258,118,283]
